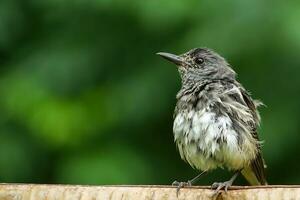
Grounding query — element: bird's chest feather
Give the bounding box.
[173,108,256,171]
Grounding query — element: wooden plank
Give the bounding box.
[0,184,300,200]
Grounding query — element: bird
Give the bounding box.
[157,48,267,194]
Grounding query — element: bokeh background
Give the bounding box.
[0,0,300,185]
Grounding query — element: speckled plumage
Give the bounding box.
[174,79,262,173]
[158,48,267,187]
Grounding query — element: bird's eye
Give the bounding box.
[194,57,204,65]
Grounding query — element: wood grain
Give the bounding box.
[0,184,300,200]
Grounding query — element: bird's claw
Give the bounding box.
[211,180,232,195]
[172,180,192,196]
[172,180,192,186]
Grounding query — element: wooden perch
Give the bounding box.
[0,184,300,200]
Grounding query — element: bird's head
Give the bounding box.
[157,48,236,85]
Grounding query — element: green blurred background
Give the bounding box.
[0,0,299,185]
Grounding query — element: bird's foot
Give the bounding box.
[172,180,192,196]
[211,170,240,196]
[211,180,233,195]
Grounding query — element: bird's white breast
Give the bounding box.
[173,109,257,171]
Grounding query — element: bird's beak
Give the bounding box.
[156,52,184,66]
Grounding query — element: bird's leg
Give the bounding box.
[211,170,240,195]
[172,170,207,196]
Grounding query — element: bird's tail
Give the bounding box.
[241,153,267,185]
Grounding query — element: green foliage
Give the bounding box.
[0,0,299,184]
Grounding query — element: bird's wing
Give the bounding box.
[240,89,267,185]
